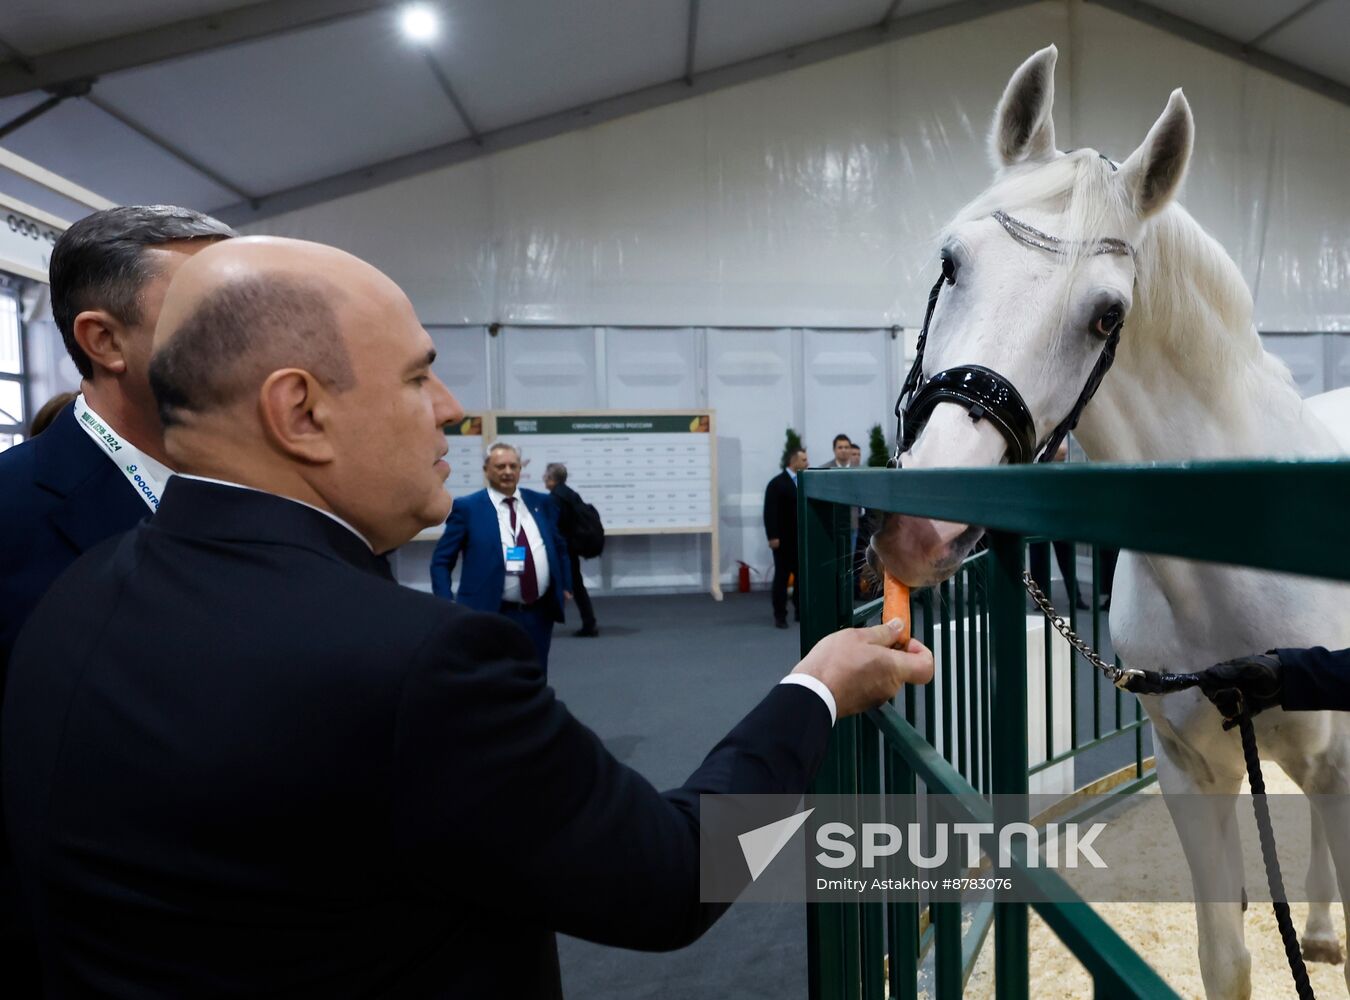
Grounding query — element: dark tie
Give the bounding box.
[505,496,540,604]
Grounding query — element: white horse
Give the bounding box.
[870,46,1350,999]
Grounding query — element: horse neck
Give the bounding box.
[1072,205,1318,463]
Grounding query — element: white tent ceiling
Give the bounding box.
[0,0,1346,226]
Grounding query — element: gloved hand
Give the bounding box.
[1194,653,1283,729]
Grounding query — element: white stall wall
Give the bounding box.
[251,0,1350,594]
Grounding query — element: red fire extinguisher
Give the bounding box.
[737,561,753,593]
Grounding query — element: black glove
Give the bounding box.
[1194,653,1283,728]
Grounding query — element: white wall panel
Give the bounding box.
[258,161,497,325]
[707,329,797,584]
[428,327,490,413]
[1326,334,1350,392]
[600,535,706,592]
[803,329,889,463]
[603,328,699,409]
[500,326,600,413]
[1260,333,1325,397]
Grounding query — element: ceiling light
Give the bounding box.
[399,4,439,43]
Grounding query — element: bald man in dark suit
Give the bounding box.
[3,236,933,998]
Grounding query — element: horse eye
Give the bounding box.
[1093,305,1123,337]
[941,251,957,284]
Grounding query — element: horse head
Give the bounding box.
[871,45,1194,587]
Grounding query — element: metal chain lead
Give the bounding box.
[1021,570,1143,688]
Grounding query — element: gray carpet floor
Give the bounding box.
[550,591,807,1000]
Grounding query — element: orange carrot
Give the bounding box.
[883,572,911,646]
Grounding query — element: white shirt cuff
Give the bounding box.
[778,674,837,726]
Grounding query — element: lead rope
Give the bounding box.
[1237,706,1316,999]
[1021,571,1316,999]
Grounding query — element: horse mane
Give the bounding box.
[941,151,1288,397]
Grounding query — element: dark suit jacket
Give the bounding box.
[2,478,831,998]
[0,402,149,676]
[0,401,149,988]
[762,471,799,556]
[548,482,584,544]
[1279,646,1350,712]
[429,487,571,622]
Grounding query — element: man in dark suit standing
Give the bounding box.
[2,235,934,998]
[0,206,235,671]
[764,445,809,629]
[544,461,599,637]
[431,443,571,675]
[0,204,233,994]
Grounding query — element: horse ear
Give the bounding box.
[991,46,1058,168]
[1118,89,1193,219]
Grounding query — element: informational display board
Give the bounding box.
[493,412,714,532]
[414,409,720,598]
[493,410,719,598]
[441,414,485,496]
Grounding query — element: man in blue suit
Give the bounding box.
[431,441,572,675]
[0,204,234,994]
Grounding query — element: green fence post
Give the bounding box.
[988,531,1030,1000]
[802,478,852,1000]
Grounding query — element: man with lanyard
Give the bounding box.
[431,442,571,676]
[0,205,234,994]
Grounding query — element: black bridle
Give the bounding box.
[892,210,1135,467]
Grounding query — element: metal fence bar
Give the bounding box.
[860,720,886,1000]
[980,577,993,798]
[955,568,968,780]
[1067,544,1080,749]
[885,738,919,999]
[988,531,1030,1000]
[972,566,982,793]
[972,558,986,795]
[933,900,964,999]
[802,491,849,1000]
[801,462,1350,582]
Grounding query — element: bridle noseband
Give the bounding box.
[892,210,1136,467]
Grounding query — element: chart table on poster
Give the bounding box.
[442,415,485,496]
[495,413,715,531]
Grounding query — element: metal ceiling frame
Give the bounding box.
[420,50,482,145]
[0,0,401,98]
[214,0,1044,224]
[1248,0,1333,47]
[0,146,115,210]
[83,94,257,202]
[3,0,1344,225]
[682,0,701,86]
[1083,0,1350,107]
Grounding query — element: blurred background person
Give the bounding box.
[545,461,602,638]
[819,433,852,469]
[764,446,808,629]
[25,391,78,437]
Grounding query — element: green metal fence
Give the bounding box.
[799,460,1350,1000]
